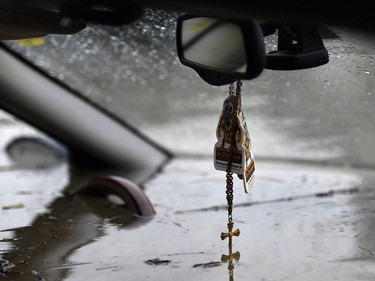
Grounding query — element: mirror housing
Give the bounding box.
[265,24,329,70]
[176,15,265,86]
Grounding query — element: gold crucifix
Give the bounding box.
[221,221,240,240]
[221,228,240,281]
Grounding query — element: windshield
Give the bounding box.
[4,9,375,167]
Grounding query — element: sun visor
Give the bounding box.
[0,3,86,40]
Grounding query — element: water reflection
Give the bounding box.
[221,236,240,281]
[1,195,138,280]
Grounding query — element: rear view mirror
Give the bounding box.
[176,15,265,86]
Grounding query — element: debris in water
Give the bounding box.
[0,259,14,274]
[315,190,334,197]
[16,191,33,195]
[315,187,359,198]
[193,261,222,268]
[2,203,24,210]
[144,258,171,266]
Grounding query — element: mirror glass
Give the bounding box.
[181,17,247,73]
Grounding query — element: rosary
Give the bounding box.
[214,80,255,240]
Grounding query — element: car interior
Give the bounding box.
[0,1,374,280]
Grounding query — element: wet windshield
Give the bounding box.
[4,9,375,166]
[2,7,375,281]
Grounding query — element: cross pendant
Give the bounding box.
[221,221,240,240]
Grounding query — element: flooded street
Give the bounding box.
[1,152,375,280]
[1,10,375,281]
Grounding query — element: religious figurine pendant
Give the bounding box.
[214,81,255,240]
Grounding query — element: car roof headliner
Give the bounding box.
[1,0,375,33]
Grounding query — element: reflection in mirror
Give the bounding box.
[181,17,247,73]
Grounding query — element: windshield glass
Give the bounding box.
[4,9,375,167]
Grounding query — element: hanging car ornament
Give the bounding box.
[214,80,255,240]
[214,81,255,193]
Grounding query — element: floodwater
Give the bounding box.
[0,108,375,280]
[1,10,375,281]
[1,148,375,280]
